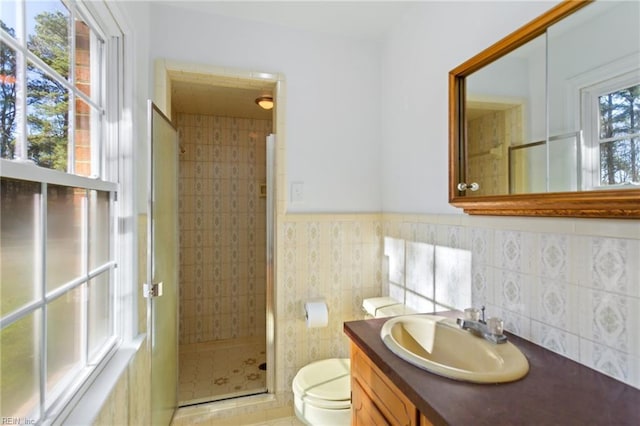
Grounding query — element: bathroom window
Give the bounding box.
[582,71,640,189]
[0,0,123,422]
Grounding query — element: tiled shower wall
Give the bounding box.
[177,113,271,344]
[467,105,522,196]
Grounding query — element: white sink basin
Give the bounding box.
[380,314,529,383]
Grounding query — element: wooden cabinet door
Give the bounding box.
[352,378,391,426]
[420,413,435,426]
[350,342,418,426]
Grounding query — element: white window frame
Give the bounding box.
[0,1,135,423]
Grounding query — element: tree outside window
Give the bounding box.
[1,9,88,172]
[598,84,640,186]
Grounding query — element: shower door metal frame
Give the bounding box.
[265,133,276,394]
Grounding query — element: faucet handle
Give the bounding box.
[487,317,504,336]
[480,305,486,324]
[463,307,481,321]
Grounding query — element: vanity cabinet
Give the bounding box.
[350,342,433,426]
[345,317,640,425]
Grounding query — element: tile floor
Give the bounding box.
[171,401,305,426]
[179,336,267,406]
[207,414,304,426]
[232,415,304,426]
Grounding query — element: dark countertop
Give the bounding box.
[344,313,640,426]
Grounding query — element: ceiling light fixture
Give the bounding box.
[255,95,274,110]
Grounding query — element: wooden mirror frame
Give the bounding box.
[449,0,640,218]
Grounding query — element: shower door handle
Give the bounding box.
[144,281,164,298]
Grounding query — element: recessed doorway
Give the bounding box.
[156,63,280,406]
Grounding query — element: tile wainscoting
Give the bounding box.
[277,212,639,392]
[276,214,383,400]
[96,212,639,424]
[381,213,640,389]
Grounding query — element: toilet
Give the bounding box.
[292,358,351,425]
[292,297,411,425]
[362,296,417,318]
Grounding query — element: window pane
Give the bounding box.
[78,17,104,105]
[1,41,17,160]
[600,138,640,185]
[88,272,111,358]
[1,1,17,34]
[25,1,70,81]
[46,286,82,403]
[599,85,640,139]
[89,190,110,269]
[75,97,98,177]
[1,178,41,316]
[46,185,84,291]
[27,62,69,171]
[1,311,41,420]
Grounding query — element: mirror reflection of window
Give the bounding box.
[548,0,640,192]
[582,79,640,189]
[462,0,639,196]
[597,84,640,187]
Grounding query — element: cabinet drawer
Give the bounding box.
[351,342,418,426]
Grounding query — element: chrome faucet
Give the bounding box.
[457,307,507,344]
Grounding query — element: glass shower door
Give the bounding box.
[147,101,179,425]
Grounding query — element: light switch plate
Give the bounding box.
[291,182,304,203]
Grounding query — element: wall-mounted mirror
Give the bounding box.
[449,0,640,217]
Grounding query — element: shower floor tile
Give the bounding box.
[179,336,267,406]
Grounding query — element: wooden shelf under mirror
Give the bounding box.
[449,0,640,218]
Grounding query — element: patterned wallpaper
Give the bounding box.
[177,113,271,344]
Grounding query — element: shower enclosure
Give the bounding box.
[176,112,273,405]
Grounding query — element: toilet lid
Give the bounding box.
[293,358,351,409]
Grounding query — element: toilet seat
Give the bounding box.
[293,358,350,407]
[293,358,351,425]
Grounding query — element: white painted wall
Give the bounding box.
[149,4,382,213]
[147,1,636,215]
[379,1,559,213]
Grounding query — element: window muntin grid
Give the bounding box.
[1,0,105,177]
[0,0,119,422]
